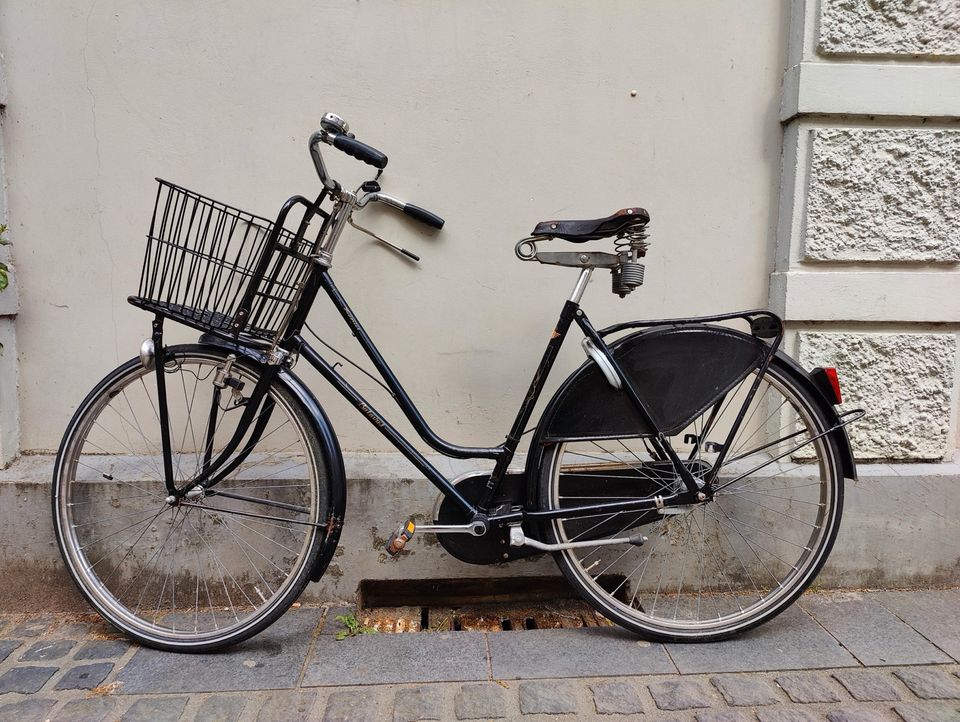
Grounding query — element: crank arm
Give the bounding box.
[385,517,487,556]
[508,526,647,552]
[415,523,485,535]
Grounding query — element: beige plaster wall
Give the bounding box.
[0,0,788,454]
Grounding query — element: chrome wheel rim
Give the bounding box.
[54,351,323,647]
[549,365,840,636]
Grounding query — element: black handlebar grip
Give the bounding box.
[332,134,389,169]
[403,203,445,230]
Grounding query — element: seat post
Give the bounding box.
[569,267,593,304]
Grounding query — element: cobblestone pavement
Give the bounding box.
[0,589,956,721]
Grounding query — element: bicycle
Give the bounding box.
[52,113,863,652]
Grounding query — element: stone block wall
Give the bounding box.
[818,0,960,58]
[804,128,960,263]
[774,0,960,462]
[799,332,956,459]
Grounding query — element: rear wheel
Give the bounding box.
[539,359,844,642]
[53,345,329,651]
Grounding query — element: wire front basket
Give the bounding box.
[129,179,329,343]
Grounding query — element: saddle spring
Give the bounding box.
[611,222,649,298]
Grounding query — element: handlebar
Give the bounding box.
[332,134,388,169]
[308,114,444,231]
[402,203,444,230]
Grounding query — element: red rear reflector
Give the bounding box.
[823,367,842,404]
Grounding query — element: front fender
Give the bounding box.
[197,336,346,581]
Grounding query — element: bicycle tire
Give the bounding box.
[52,345,330,652]
[537,357,844,642]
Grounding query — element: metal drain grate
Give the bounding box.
[353,576,620,633]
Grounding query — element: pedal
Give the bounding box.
[386,519,416,556]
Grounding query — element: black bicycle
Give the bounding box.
[52,114,862,652]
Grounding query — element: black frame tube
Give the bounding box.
[317,271,505,460]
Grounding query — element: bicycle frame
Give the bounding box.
[143,177,834,534]
[166,259,791,531]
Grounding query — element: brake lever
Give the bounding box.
[347,215,420,263]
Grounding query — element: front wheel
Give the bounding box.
[52,345,331,652]
[538,358,844,642]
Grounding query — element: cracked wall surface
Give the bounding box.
[818,0,960,57]
[798,332,956,460]
[803,128,960,263]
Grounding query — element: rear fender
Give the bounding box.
[769,353,857,481]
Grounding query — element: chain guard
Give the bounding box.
[434,471,541,565]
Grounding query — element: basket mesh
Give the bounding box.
[129,180,328,341]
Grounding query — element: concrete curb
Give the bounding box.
[1,454,958,606]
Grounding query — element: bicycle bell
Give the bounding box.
[320,112,349,135]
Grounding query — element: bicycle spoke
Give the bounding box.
[548,361,839,639]
[56,351,325,649]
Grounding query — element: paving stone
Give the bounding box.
[519,680,578,714]
[0,665,58,693]
[832,668,902,701]
[775,673,843,703]
[117,607,322,693]
[802,595,951,666]
[455,683,508,720]
[9,617,53,637]
[757,710,821,722]
[696,711,754,722]
[0,697,57,722]
[711,674,782,706]
[590,680,644,715]
[50,620,98,638]
[893,702,960,722]
[121,696,189,722]
[666,605,857,673]
[19,638,76,661]
[875,589,960,662]
[258,690,319,721]
[648,680,715,710]
[0,640,21,664]
[74,639,130,660]
[54,661,113,690]
[827,708,898,722]
[53,696,120,722]
[322,690,374,722]
[894,668,960,700]
[393,686,444,722]
[304,631,488,686]
[193,694,247,722]
[489,627,674,679]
